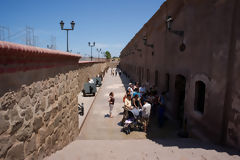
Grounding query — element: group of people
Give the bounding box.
[106,67,166,133]
[111,68,121,76]
[121,82,166,132]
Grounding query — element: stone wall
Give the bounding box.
[0,41,107,159]
[119,0,239,150]
[224,0,240,150]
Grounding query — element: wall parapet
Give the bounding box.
[0,41,82,74]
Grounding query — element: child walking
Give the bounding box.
[108,92,115,118]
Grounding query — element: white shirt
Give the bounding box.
[89,79,94,84]
[142,102,151,118]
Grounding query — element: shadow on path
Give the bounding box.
[118,70,240,156]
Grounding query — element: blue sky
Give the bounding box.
[0,0,165,57]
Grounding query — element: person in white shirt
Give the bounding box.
[127,83,134,97]
[141,101,151,132]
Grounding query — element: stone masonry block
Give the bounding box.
[5,142,24,160]
[0,112,10,135]
[16,123,33,142]
[18,96,31,110]
[24,133,36,156]
[10,118,23,135]
[0,92,16,111]
[0,135,14,158]
[33,116,43,133]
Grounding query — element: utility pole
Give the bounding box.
[0,26,10,41]
[26,26,34,46]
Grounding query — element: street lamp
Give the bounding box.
[60,20,75,52]
[142,34,154,48]
[96,48,101,60]
[88,42,95,61]
[166,16,186,51]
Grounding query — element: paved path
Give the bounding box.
[45,69,240,160]
[78,69,146,139]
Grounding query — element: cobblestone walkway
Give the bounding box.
[45,69,240,160]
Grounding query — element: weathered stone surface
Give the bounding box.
[46,122,55,136]
[16,124,33,142]
[5,142,24,160]
[24,151,37,160]
[48,91,55,106]
[58,83,65,96]
[35,100,45,114]
[32,81,42,94]
[53,113,62,128]
[45,136,52,152]
[19,85,29,98]
[43,90,49,97]
[58,95,69,109]
[0,62,107,160]
[33,116,43,133]
[0,135,13,158]
[0,92,16,110]
[24,133,36,156]
[43,110,51,122]
[48,78,55,88]
[50,105,58,119]
[10,118,23,135]
[24,108,33,121]
[8,108,20,121]
[18,96,31,109]
[0,112,10,134]
[37,96,47,112]
[36,128,47,148]
[37,144,46,160]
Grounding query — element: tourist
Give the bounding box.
[142,100,151,132]
[127,83,134,97]
[134,82,139,90]
[115,69,118,76]
[158,92,166,127]
[133,88,141,99]
[132,94,142,109]
[123,90,131,103]
[108,92,115,118]
[139,84,146,97]
[122,94,133,125]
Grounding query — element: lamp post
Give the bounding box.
[88,42,95,61]
[60,20,75,52]
[96,48,101,60]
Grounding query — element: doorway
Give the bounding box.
[174,75,186,128]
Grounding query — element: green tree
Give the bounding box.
[104,51,111,59]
